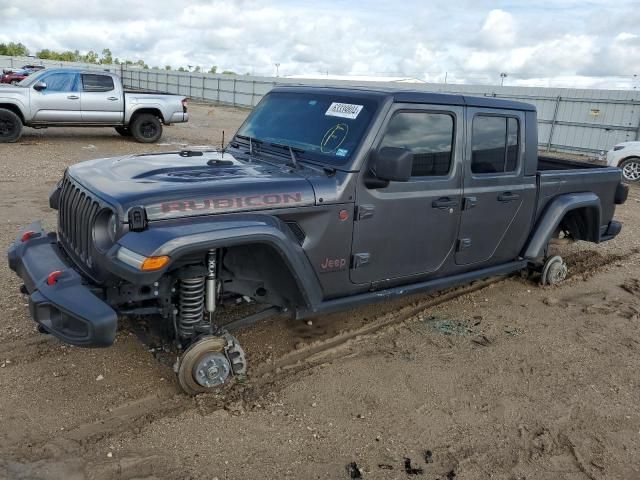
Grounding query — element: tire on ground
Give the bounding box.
[0,108,23,143]
[130,113,163,143]
[114,126,132,137]
[619,157,640,183]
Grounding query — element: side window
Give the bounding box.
[41,73,77,92]
[379,111,454,177]
[471,115,520,174]
[81,74,114,92]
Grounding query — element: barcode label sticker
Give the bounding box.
[325,102,363,120]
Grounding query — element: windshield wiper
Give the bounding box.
[269,142,303,169]
[235,134,263,156]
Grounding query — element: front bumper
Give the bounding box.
[7,221,117,347]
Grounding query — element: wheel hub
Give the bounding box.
[541,255,568,285]
[176,333,247,395]
[193,352,231,388]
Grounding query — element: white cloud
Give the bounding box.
[478,9,517,48]
[0,0,638,88]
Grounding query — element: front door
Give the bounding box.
[455,108,536,266]
[30,71,82,123]
[351,104,463,285]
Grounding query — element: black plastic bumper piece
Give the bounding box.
[615,182,629,205]
[7,221,117,348]
[601,220,622,242]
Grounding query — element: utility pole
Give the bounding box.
[275,63,280,77]
[500,72,508,86]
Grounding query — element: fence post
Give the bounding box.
[547,96,561,151]
[202,75,205,101]
[217,78,220,103]
[251,80,255,106]
[232,79,236,107]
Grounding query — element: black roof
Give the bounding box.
[272,85,536,112]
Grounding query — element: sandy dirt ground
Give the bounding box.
[1,103,639,480]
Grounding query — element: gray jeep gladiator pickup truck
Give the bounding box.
[0,68,188,143]
[8,86,628,394]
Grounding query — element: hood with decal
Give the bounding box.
[67,150,316,220]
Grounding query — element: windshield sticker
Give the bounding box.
[325,102,363,120]
[336,148,348,157]
[321,123,349,153]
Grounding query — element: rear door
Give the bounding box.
[351,104,463,284]
[80,73,123,123]
[455,109,536,266]
[30,71,82,123]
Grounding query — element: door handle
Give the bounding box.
[498,192,520,202]
[107,97,118,101]
[432,197,459,209]
[67,95,79,100]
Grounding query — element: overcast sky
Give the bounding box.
[1,0,639,89]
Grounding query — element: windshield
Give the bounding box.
[235,91,379,166]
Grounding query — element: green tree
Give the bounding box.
[35,49,54,60]
[164,65,172,71]
[101,48,113,64]
[82,50,99,63]
[194,66,201,73]
[222,70,236,75]
[209,65,217,74]
[0,42,29,56]
[177,67,186,72]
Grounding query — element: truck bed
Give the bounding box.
[538,155,604,171]
[535,155,622,231]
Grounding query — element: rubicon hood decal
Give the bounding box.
[146,191,310,220]
[66,150,318,219]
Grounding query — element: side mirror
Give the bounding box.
[371,147,413,182]
[33,81,47,91]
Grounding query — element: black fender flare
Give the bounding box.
[522,192,601,260]
[107,214,323,309]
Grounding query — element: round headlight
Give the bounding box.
[93,210,118,252]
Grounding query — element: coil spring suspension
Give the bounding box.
[178,277,205,338]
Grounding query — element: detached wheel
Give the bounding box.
[114,126,132,137]
[541,255,567,286]
[620,157,640,183]
[130,113,163,143]
[0,109,23,143]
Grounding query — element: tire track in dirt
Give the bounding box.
[12,246,638,458]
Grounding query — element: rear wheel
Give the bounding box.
[130,113,163,143]
[10,80,19,85]
[114,126,132,137]
[0,109,23,143]
[619,157,640,183]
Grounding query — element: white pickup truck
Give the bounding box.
[0,68,188,143]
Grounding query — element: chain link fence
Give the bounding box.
[2,55,639,155]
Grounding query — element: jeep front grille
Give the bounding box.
[58,176,103,268]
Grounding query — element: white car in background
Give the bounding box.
[606,141,640,182]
